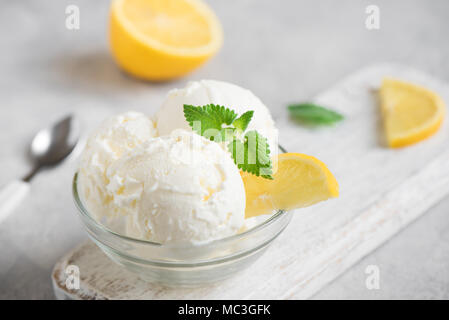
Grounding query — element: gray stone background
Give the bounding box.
[0,0,448,299]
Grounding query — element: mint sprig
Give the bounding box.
[183,104,273,179]
[288,103,344,126]
[228,131,273,179]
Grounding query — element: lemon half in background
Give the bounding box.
[109,0,223,81]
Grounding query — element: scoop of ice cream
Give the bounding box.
[106,129,246,244]
[155,80,278,151]
[78,111,157,220]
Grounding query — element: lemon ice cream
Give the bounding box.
[102,129,245,244]
[77,80,281,244]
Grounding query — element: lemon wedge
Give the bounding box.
[109,0,223,81]
[242,153,339,218]
[380,78,445,148]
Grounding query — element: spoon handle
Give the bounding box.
[0,180,30,224]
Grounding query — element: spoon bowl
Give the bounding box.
[24,115,79,181]
[30,115,79,166]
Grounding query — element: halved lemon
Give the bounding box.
[380,78,445,148]
[242,153,339,218]
[109,0,223,81]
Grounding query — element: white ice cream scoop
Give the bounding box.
[105,129,246,244]
[78,111,157,221]
[155,80,278,152]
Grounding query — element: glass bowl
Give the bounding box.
[72,173,292,287]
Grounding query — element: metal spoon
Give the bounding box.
[0,115,79,223]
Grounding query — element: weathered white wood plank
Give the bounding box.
[52,64,449,299]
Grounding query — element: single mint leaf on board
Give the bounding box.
[227,130,273,180]
[288,103,344,126]
[232,110,254,132]
[183,104,238,141]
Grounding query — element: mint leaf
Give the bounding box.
[184,104,273,180]
[232,110,254,132]
[288,103,343,126]
[183,104,237,141]
[227,130,273,179]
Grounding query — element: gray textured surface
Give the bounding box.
[0,0,448,299]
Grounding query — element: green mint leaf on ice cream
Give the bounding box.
[183,104,273,179]
[232,110,254,132]
[183,104,238,140]
[227,130,273,180]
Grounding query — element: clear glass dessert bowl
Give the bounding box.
[72,173,292,287]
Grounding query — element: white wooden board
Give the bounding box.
[52,64,449,299]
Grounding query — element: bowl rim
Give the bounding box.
[72,172,288,249]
